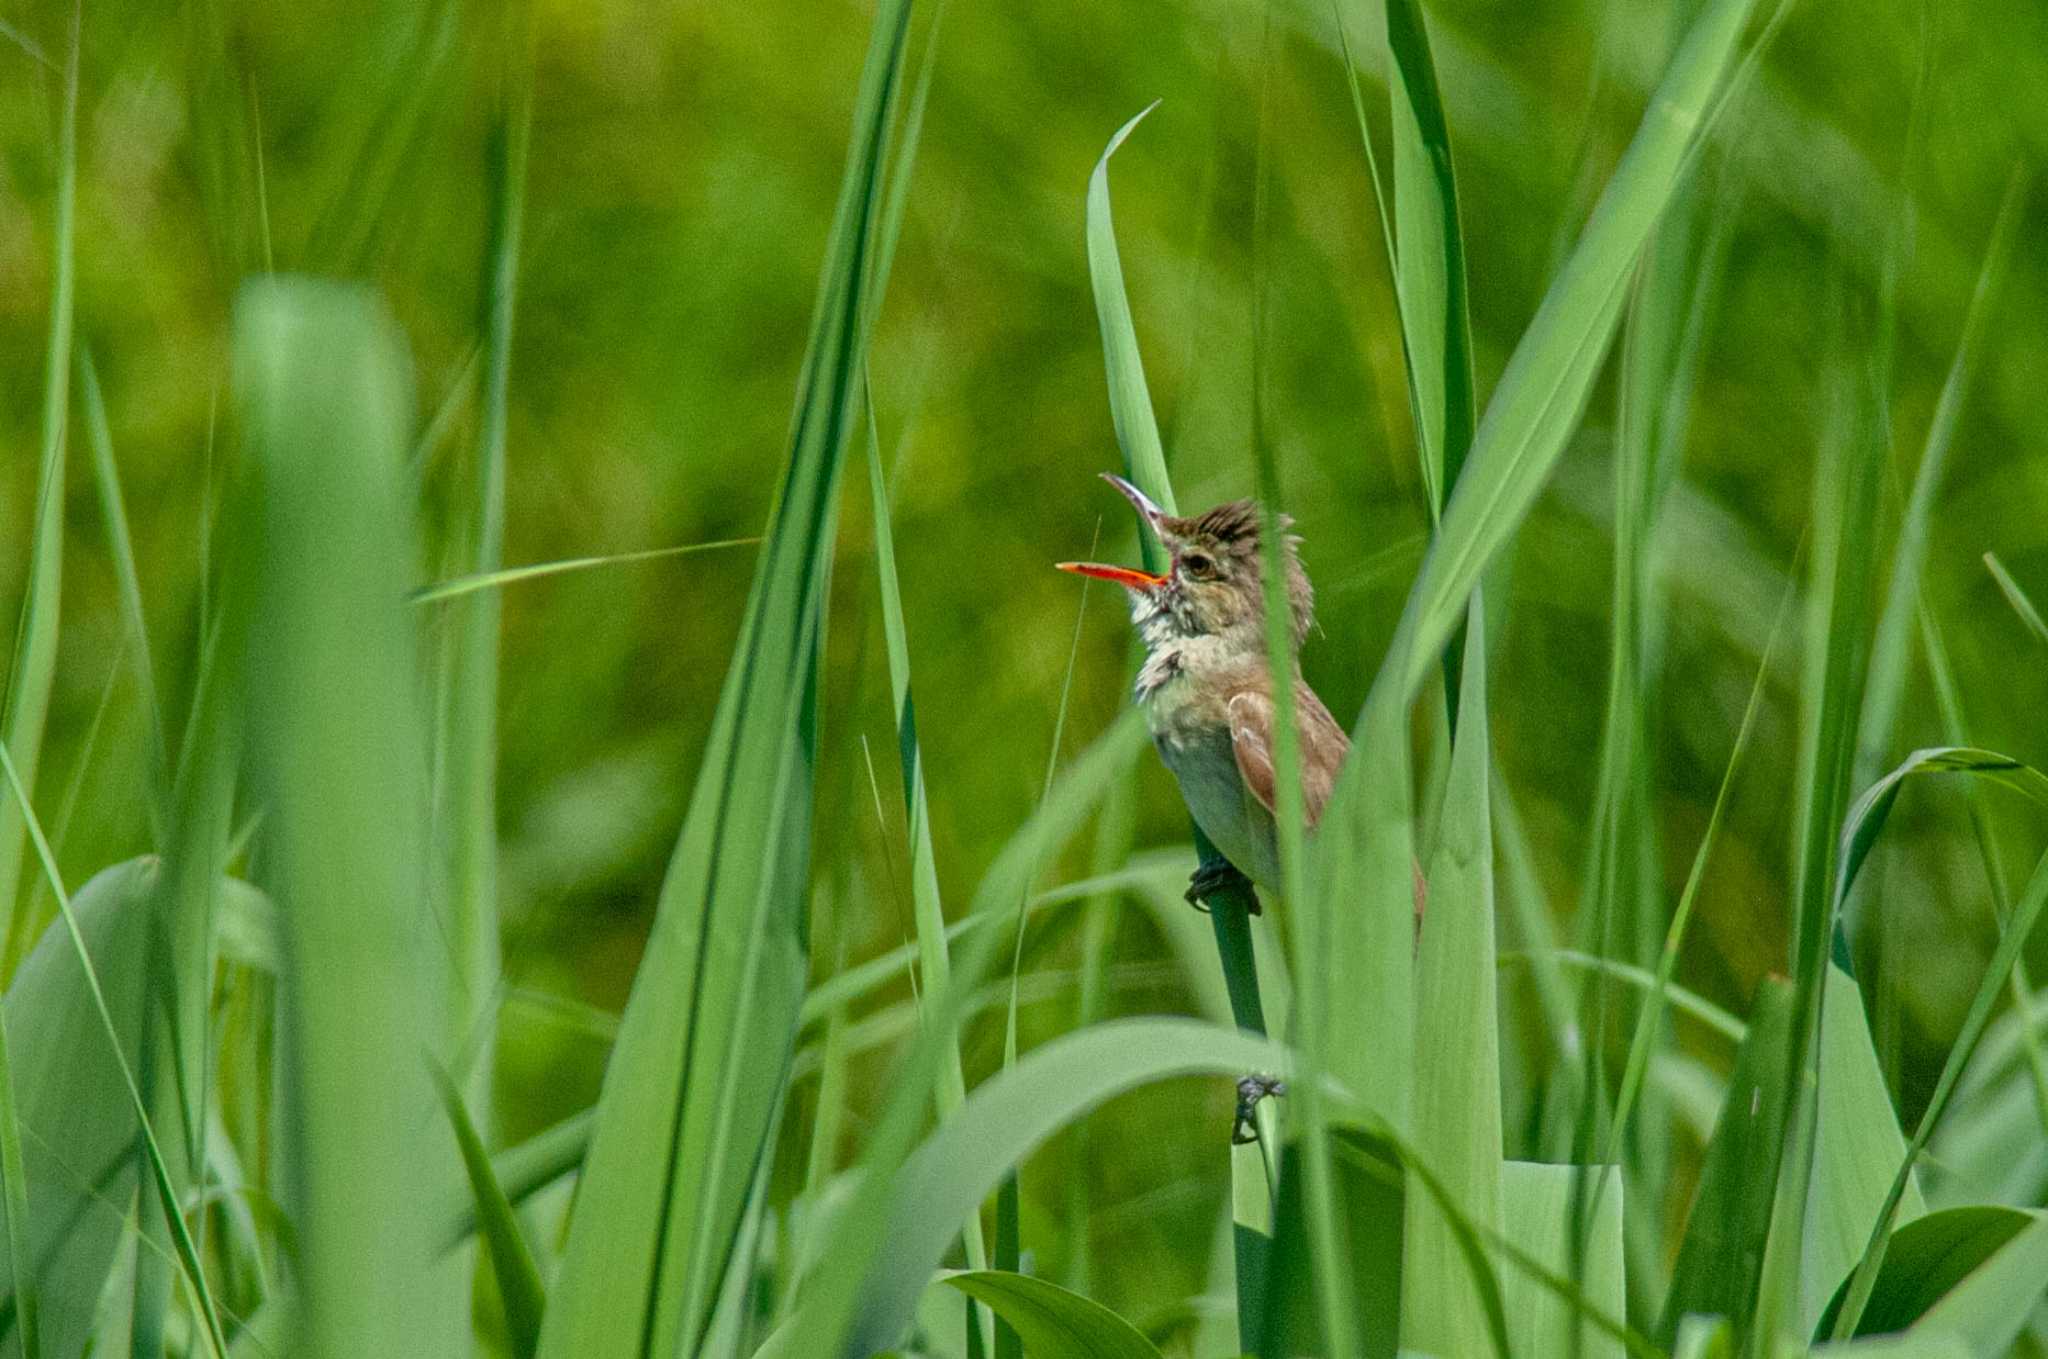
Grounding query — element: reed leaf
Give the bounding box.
[231,279,450,1359]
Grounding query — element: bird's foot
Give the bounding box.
[1231,1073,1287,1145]
[1185,858,1257,913]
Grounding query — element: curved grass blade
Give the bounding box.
[942,1271,1165,1359]
[852,1018,1295,1349]
[0,841,227,1359]
[1085,101,1170,537]
[1815,1204,2028,1339]
[1085,102,1278,1352]
[745,711,1149,1357]
[1902,1210,2048,1353]
[533,3,917,1353]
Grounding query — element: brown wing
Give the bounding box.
[1228,681,1351,828]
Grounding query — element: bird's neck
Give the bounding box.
[1133,633,1292,705]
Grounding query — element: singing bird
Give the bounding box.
[1059,474,1350,910]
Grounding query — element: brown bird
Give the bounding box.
[1059,474,1350,909]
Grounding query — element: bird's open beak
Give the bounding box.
[1056,560,1167,589]
[1055,473,1173,590]
[1100,472,1168,527]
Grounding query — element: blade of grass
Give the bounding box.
[1505,950,1745,1044]
[77,349,166,806]
[412,538,760,603]
[229,280,450,1359]
[431,1064,543,1359]
[1657,977,1797,1344]
[1857,173,2027,783]
[863,396,985,1273]
[0,0,80,963]
[1598,571,1791,1187]
[1385,0,1476,516]
[754,711,1150,1356]
[0,1005,38,1359]
[439,5,531,1134]
[532,2,916,1352]
[1379,0,1765,702]
[1402,600,1504,1359]
[1503,1159,1626,1359]
[1984,553,2048,647]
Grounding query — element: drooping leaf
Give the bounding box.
[769,709,1148,1358]
[0,861,153,1359]
[1904,1210,2048,1354]
[941,1271,1165,1359]
[1813,1205,2031,1341]
[848,1018,1291,1353]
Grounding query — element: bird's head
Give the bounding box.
[1058,473,1314,652]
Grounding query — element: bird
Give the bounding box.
[1058,473,1351,912]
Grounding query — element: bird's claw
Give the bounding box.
[1232,1073,1286,1144]
[1185,859,1257,913]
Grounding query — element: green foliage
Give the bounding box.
[0,0,2045,1355]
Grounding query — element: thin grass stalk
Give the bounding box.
[77,350,167,813]
[1985,553,2048,646]
[0,1007,38,1359]
[1063,755,1136,1293]
[440,7,529,1138]
[1593,575,1791,1238]
[0,0,80,966]
[860,390,992,1356]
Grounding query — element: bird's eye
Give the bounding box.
[1181,552,1216,580]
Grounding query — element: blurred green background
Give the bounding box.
[1,0,2045,1322]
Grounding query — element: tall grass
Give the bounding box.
[1,0,2046,1357]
